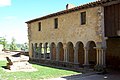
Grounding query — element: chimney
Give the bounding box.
[66,4,75,10]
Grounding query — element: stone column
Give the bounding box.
[83,47,89,68]
[33,45,36,59]
[95,47,102,66]
[38,44,42,60]
[95,47,106,71]
[96,48,100,65]
[50,46,52,60]
[47,46,51,60]
[74,47,79,68]
[32,44,35,59]
[74,47,78,63]
[100,48,106,67]
[63,45,68,62]
[35,43,37,59]
[56,47,59,61]
[44,46,47,60]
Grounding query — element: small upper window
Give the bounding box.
[81,12,86,25]
[38,22,41,31]
[54,18,58,29]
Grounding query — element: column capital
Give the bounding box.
[63,45,67,49]
[84,47,89,51]
[63,43,67,48]
[94,47,106,50]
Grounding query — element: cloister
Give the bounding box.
[26,0,120,70]
[31,41,106,69]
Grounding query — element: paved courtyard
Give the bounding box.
[49,71,120,80]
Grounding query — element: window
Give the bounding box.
[38,22,41,31]
[54,18,58,29]
[81,12,86,25]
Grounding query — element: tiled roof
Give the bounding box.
[26,0,117,23]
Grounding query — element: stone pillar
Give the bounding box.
[33,44,36,59]
[38,44,42,60]
[94,6,106,72]
[44,46,47,60]
[31,44,34,59]
[95,47,106,71]
[95,48,102,66]
[96,48,100,65]
[74,47,79,68]
[56,47,59,61]
[46,46,50,60]
[50,46,52,60]
[83,47,89,68]
[99,48,106,67]
[63,45,68,62]
[74,47,78,63]
[34,43,37,59]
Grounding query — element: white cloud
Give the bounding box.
[0,0,11,7]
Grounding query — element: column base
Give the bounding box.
[94,65,106,73]
[83,64,90,70]
[74,63,79,69]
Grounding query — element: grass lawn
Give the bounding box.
[0,61,80,80]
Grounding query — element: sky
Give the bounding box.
[0,0,95,44]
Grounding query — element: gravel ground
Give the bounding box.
[0,51,20,61]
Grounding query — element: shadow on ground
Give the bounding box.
[60,70,120,80]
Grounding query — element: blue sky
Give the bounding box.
[0,0,95,43]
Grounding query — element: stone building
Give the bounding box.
[26,0,120,70]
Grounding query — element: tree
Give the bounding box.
[21,42,29,51]
[9,37,17,50]
[0,37,7,49]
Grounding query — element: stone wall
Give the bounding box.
[28,6,103,58]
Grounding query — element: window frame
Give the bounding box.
[81,12,86,25]
[38,22,41,31]
[54,18,58,29]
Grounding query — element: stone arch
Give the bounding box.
[50,42,56,60]
[86,41,97,68]
[75,41,84,66]
[57,42,64,61]
[67,42,74,63]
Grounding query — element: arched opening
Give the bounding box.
[57,42,64,61]
[34,43,38,58]
[45,42,50,59]
[75,41,84,67]
[50,42,56,61]
[87,41,97,68]
[41,43,44,58]
[67,42,74,63]
[39,43,42,59]
[31,43,34,58]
